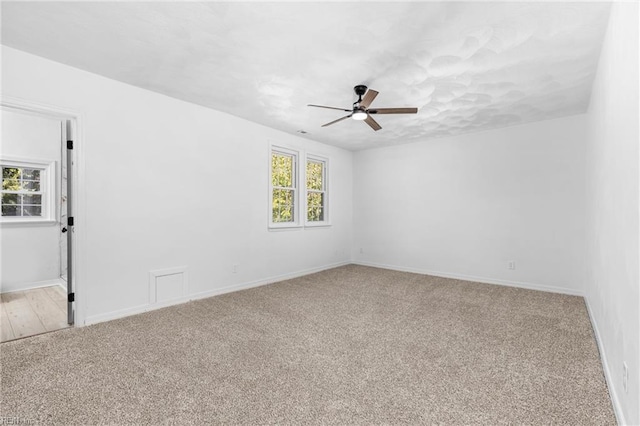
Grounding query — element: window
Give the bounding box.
[1,159,54,222]
[270,148,298,225]
[306,157,327,224]
[269,145,330,229]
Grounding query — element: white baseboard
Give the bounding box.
[352,261,583,296]
[584,297,626,426]
[1,278,66,294]
[84,261,350,326]
[188,261,350,301]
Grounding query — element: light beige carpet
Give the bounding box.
[1,265,615,425]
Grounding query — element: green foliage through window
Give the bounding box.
[271,153,295,223]
[1,166,44,217]
[270,151,328,225]
[306,160,325,222]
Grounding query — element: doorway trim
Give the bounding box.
[1,95,86,326]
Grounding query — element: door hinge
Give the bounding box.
[68,292,75,303]
[67,216,74,226]
[67,140,73,150]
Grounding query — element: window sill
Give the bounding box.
[268,223,303,231]
[0,218,57,227]
[304,222,332,228]
[268,222,331,231]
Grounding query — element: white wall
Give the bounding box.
[0,109,62,292]
[1,46,353,324]
[353,114,587,294]
[584,3,639,425]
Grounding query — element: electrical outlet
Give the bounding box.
[623,362,628,393]
[359,248,364,254]
[508,261,516,270]
[232,264,239,274]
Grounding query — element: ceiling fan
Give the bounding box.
[308,85,418,131]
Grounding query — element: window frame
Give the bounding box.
[304,154,330,227]
[1,157,56,225]
[268,143,331,230]
[269,146,301,229]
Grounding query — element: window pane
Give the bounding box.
[273,188,294,204]
[1,205,20,216]
[22,205,42,217]
[21,194,42,205]
[2,166,20,191]
[2,167,20,180]
[308,207,324,222]
[272,188,294,222]
[272,204,294,223]
[307,192,324,207]
[2,179,20,191]
[22,180,41,192]
[306,161,324,190]
[21,169,41,180]
[275,205,292,219]
[2,193,19,205]
[307,192,325,221]
[271,153,294,188]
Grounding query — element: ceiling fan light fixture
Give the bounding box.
[352,110,367,121]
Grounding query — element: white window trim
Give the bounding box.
[304,154,330,227]
[269,145,301,229]
[1,156,57,225]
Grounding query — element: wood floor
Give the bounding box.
[1,286,68,343]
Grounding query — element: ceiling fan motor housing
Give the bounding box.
[354,85,368,96]
[354,85,368,99]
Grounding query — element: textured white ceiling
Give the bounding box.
[1,2,610,150]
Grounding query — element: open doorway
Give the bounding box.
[1,107,75,341]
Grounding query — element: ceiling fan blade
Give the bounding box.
[359,89,379,109]
[321,114,352,127]
[308,104,351,112]
[364,115,382,131]
[368,107,418,114]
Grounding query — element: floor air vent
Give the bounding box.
[148,266,188,305]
